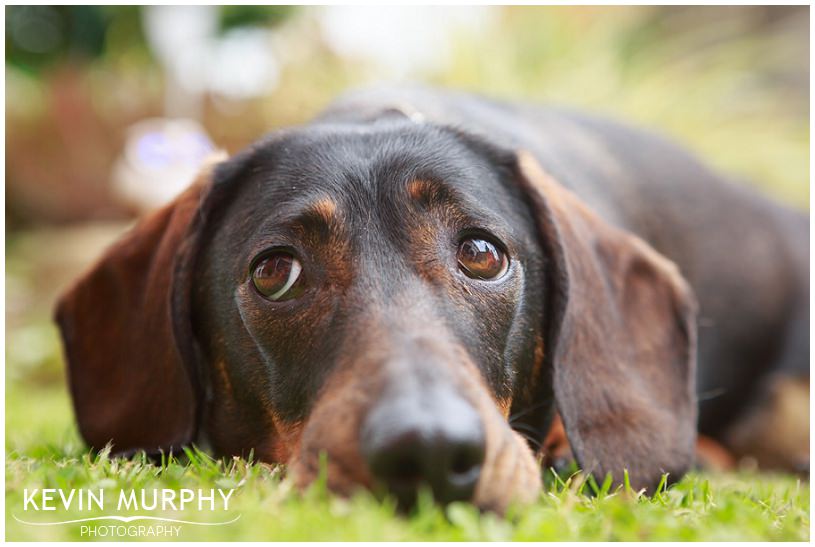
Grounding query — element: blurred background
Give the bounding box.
[5,5,810,454]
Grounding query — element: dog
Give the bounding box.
[56,86,809,512]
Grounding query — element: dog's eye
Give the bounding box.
[251,251,305,301]
[457,237,508,280]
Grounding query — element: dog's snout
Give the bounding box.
[361,391,486,507]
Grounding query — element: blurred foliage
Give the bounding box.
[5,5,809,229]
[5,6,297,72]
[6,6,110,73]
[219,5,294,33]
[437,6,808,206]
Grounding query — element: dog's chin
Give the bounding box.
[287,418,542,513]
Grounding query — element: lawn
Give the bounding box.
[5,379,811,541]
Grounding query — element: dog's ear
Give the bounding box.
[55,160,226,454]
[512,151,698,492]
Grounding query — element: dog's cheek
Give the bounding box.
[205,379,306,464]
[442,278,529,404]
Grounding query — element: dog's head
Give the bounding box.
[56,120,697,511]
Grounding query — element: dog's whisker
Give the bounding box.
[510,422,541,435]
[508,400,550,424]
[510,426,544,450]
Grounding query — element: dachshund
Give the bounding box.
[56,86,809,512]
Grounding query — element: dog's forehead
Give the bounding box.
[238,123,507,209]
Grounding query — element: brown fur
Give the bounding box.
[54,169,215,452]
[514,151,698,490]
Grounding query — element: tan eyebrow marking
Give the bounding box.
[407,179,432,199]
[295,198,340,230]
[407,179,447,204]
[307,198,338,222]
[291,198,343,243]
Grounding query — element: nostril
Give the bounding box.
[445,439,485,492]
[382,453,422,486]
[450,445,483,476]
[365,440,428,508]
[451,453,473,475]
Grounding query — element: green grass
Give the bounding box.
[5,443,810,540]
[5,332,810,541]
[5,381,811,541]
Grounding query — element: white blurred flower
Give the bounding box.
[317,6,496,78]
[207,28,280,101]
[143,6,280,114]
[143,5,217,97]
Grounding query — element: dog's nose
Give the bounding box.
[361,392,486,507]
